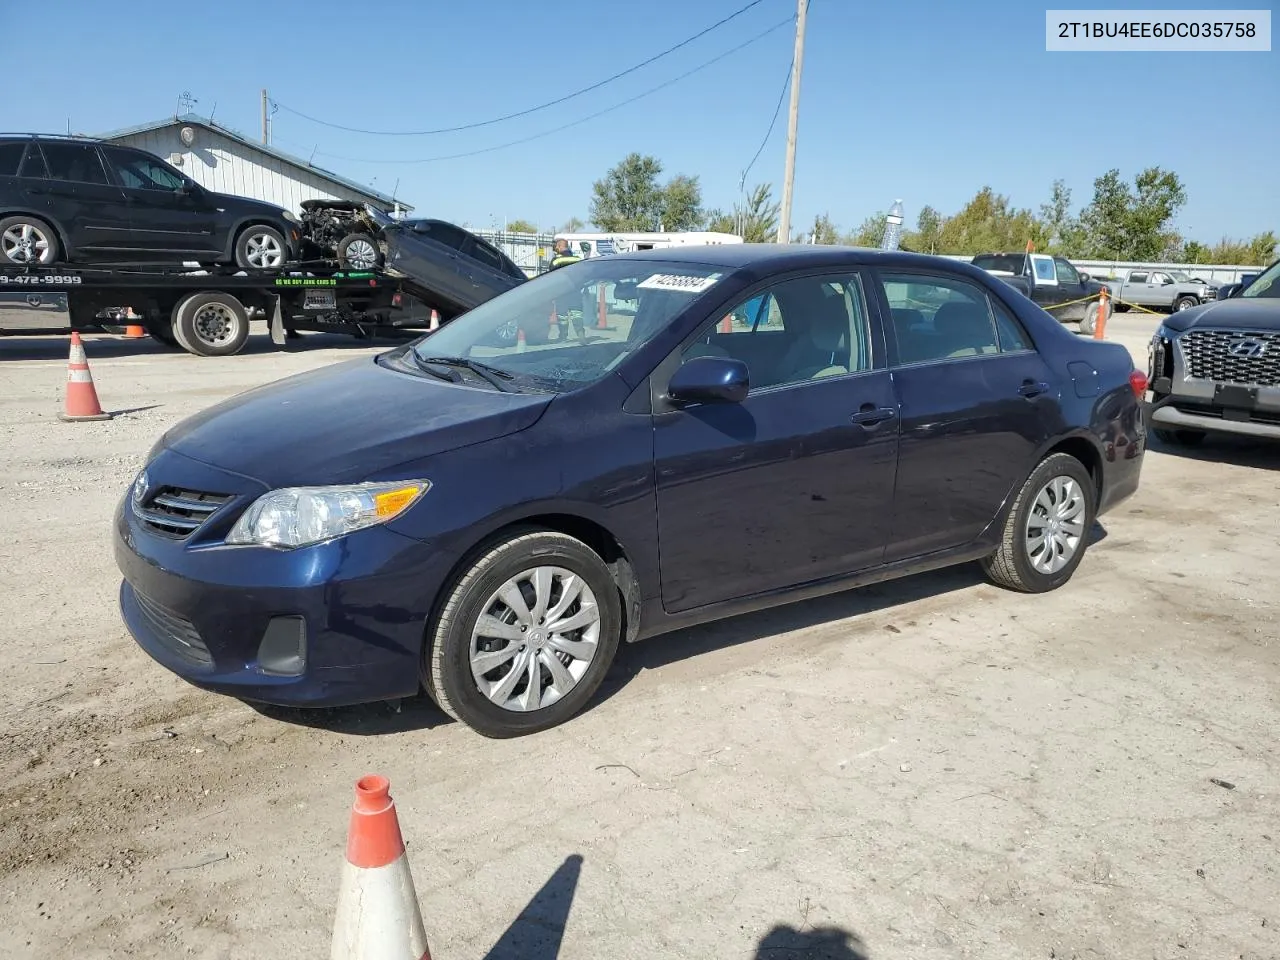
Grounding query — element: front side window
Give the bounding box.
[38,142,109,185]
[102,147,185,190]
[406,259,725,392]
[680,274,873,391]
[1054,258,1080,285]
[881,272,1006,364]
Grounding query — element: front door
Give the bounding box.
[876,269,1057,562]
[652,271,900,613]
[100,146,221,257]
[32,141,131,256]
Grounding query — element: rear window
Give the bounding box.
[971,254,1025,274]
[18,145,49,179]
[39,142,109,185]
[0,141,25,177]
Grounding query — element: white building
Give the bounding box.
[92,112,412,217]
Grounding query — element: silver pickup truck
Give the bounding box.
[1106,268,1216,313]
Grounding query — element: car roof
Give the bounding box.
[603,243,978,273]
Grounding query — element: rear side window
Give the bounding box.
[409,220,468,250]
[18,145,49,179]
[466,237,505,271]
[0,142,25,177]
[880,272,1002,364]
[39,142,110,184]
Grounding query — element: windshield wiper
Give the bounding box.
[415,355,516,392]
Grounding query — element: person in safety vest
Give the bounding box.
[548,239,585,339]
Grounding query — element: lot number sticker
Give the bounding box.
[638,273,720,293]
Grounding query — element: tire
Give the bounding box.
[233,224,288,270]
[424,529,623,738]
[981,452,1097,594]
[172,292,250,357]
[1154,428,1206,447]
[0,215,61,266]
[1174,295,1198,312]
[1079,304,1097,335]
[146,319,182,349]
[1114,302,1130,313]
[336,232,383,271]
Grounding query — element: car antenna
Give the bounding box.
[207,101,218,124]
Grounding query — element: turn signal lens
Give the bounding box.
[1128,369,1149,398]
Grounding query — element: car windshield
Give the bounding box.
[1168,270,1191,282]
[406,258,726,391]
[1241,261,1280,299]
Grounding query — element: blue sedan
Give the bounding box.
[114,245,1147,738]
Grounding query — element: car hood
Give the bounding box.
[160,356,553,487]
[206,191,290,219]
[1162,298,1280,333]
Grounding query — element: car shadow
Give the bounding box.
[1150,431,1280,469]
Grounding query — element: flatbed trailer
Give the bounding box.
[0,262,440,356]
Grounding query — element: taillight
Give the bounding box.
[1128,369,1148,398]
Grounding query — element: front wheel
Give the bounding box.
[981,452,1096,593]
[336,232,383,271]
[424,529,622,738]
[1174,295,1199,312]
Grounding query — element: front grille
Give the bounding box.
[1180,329,1280,386]
[131,589,213,669]
[137,486,231,539]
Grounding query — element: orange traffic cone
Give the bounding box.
[516,326,527,352]
[59,332,112,422]
[596,284,608,330]
[123,306,147,339]
[331,775,432,960]
[428,309,440,332]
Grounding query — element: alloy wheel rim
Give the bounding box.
[2,223,51,264]
[245,233,284,268]
[469,565,601,713]
[344,238,378,269]
[1025,476,1086,575]
[193,303,237,344]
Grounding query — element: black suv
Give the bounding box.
[0,135,299,269]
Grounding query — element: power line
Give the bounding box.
[273,0,770,137]
[740,53,792,187]
[274,16,795,166]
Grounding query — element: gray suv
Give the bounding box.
[0,134,299,269]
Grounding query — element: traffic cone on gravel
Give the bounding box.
[331,775,432,960]
[59,332,112,422]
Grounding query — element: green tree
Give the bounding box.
[588,153,703,232]
[560,216,585,233]
[723,183,780,242]
[505,218,539,233]
[705,208,735,233]
[795,212,840,244]
[1077,167,1187,260]
[1038,179,1086,256]
[1181,240,1212,264]
[907,205,943,254]
[933,187,1046,254]
[1206,232,1277,265]
[846,211,886,248]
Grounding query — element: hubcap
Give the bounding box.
[244,232,284,268]
[1025,476,1086,575]
[1177,300,1191,311]
[2,223,52,264]
[344,238,377,269]
[469,566,601,713]
[192,303,238,344]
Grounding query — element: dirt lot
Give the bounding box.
[1,318,1276,960]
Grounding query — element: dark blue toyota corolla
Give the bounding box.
[114,245,1147,737]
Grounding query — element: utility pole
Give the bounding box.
[776,0,808,244]
[261,89,269,145]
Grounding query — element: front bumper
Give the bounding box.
[113,449,457,707]
[1148,400,1280,439]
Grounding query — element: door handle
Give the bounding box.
[1019,379,1050,398]
[850,404,896,426]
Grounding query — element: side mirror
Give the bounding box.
[1078,271,1090,283]
[668,356,749,405]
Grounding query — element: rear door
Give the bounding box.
[99,146,220,257]
[876,269,1057,562]
[30,141,131,256]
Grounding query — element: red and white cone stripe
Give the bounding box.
[331,775,432,960]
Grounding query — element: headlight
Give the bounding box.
[131,468,150,509]
[226,480,430,549]
[1155,324,1176,341]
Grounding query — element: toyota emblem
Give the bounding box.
[1227,338,1265,358]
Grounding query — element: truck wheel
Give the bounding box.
[234,225,287,270]
[1079,304,1097,335]
[1173,295,1198,312]
[1154,428,1206,447]
[0,215,61,266]
[172,292,251,357]
[146,318,181,349]
[336,233,383,271]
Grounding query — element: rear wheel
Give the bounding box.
[1154,428,1206,447]
[982,453,1096,593]
[424,529,622,738]
[0,216,60,266]
[234,225,287,270]
[172,292,251,356]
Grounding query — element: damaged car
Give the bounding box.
[297,199,394,270]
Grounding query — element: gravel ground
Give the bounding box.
[0,319,1276,960]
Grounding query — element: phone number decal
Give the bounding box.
[0,275,83,284]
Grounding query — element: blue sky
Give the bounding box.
[5,0,1276,241]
